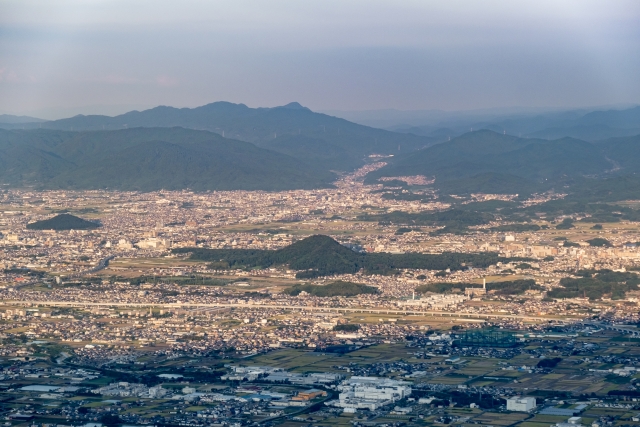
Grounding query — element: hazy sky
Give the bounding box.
[1,0,639,118]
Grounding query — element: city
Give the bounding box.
[2,1,640,426]
[1,165,639,426]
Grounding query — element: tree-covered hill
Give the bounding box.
[0,127,335,191]
[367,130,610,185]
[547,270,640,300]
[283,281,379,297]
[173,235,525,278]
[26,214,100,230]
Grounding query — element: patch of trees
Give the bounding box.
[563,241,581,247]
[537,357,562,368]
[429,390,505,409]
[358,209,494,228]
[556,218,574,229]
[283,281,378,297]
[547,269,640,300]
[586,238,611,247]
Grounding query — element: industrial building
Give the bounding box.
[506,396,536,412]
[327,376,412,411]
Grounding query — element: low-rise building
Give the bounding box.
[506,396,536,412]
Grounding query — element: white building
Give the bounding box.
[506,396,536,412]
[327,376,412,411]
[398,294,468,309]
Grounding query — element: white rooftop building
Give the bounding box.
[398,293,468,309]
[506,396,536,412]
[327,376,412,411]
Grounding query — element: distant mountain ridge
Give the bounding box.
[0,114,46,124]
[4,101,436,171]
[386,106,640,141]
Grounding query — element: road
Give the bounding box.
[584,320,640,336]
[12,255,115,289]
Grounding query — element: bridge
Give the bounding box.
[583,321,640,336]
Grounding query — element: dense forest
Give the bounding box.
[283,281,379,297]
[547,270,640,300]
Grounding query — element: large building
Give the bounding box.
[327,376,412,411]
[506,396,536,412]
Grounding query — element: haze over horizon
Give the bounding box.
[1,0,639,119]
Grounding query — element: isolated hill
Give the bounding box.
[174,234,522,278]
[9,102,436,171]
[0,127,335,191]
[26,214,100,230]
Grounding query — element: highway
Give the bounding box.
[0,299,582,322]
[12,255,115,289]
[584,320,640,336]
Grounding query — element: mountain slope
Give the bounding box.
[0,127,335,191]
[503,106,640,141]
[367,130,615,194]
[596,134,640,174]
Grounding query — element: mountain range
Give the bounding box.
[0,101,639,195]
[1,101,435,172]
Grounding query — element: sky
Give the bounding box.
[1,0,639,119]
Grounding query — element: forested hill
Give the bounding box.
[26,214,100,230]
[0,127,336,191]
[173,235,525,278]
[8,101,436,171]
[366,129,640,195]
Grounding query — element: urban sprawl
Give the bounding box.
[1,166,639,427]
